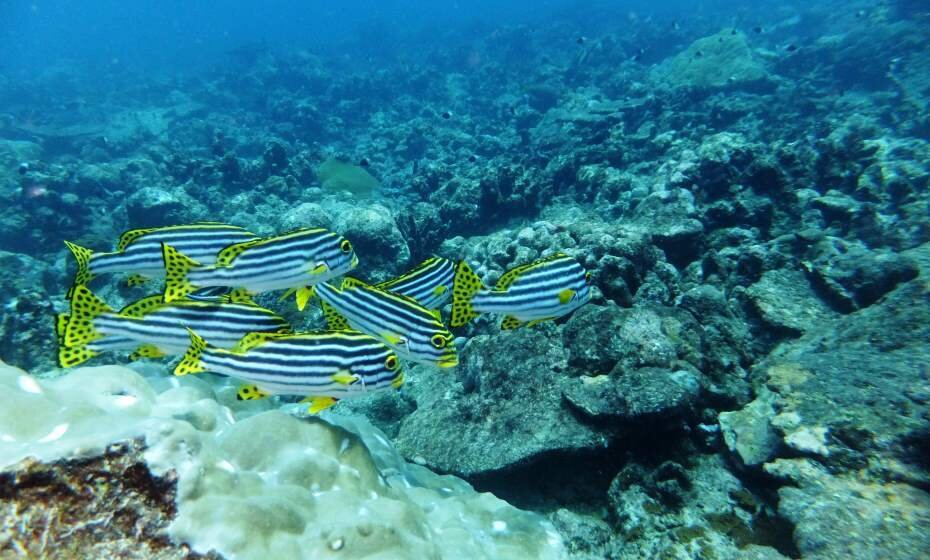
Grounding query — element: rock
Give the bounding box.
[563,368,700,423]
[746,269,838,334]
[767,458,930,560]
[0,251,57,372]
[650,29,770,91]
[717,388,780,466]
[806,237,919,311]
[331,204,410,280]
[394,328,608,477]
[126,186,200,227]
[280,202,332,231]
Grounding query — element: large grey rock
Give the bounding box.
[767,458,930,560]
[746,269,837,335]
[717,388,780,467]
[331,204,410,280]
[394,328,608,477]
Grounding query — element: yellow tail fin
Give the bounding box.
[174,328,208,376]
[162,243,201,303]
[450,260,483,327]
[64,285,114,347]
[55,313,70,340]
[58,344,99,368]
[64,241,94,299]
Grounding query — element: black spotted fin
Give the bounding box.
[450,260,485,327]
[118,294,166,318]
[64,285,115,347]
[128,344,166,361]
[58,345,99,369]
[125,274,150,288]
[175,329,209,376]
[64,240,95,299]
[237,384,269,401]
[320,299,351,330]
[162,243,202,303]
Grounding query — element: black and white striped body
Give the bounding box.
[474,255,591,322]
[189,229,358,293]
[200,332,400,399]
[94,301,289,355]
[315,280,458,367]
[376,257,455,310]
[90,224,257,278]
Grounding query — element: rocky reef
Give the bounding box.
[1,0,930,557]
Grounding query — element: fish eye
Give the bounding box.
[584,272,592,283]
[385,355,399,370]
[340,240,352,254]
[430,334,447,348]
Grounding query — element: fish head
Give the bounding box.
[407,328,458,368]
[312,234,358,280]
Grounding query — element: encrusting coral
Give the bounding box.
[0,361,565,559]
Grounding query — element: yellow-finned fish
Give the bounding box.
[58,285,290,368]
[450,253,592,329]
[175,329,404,414]
[161,227,358,304]
[64,222,258,296]
[314,277,458,368]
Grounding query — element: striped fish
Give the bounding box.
[64,222,258,296]
[55,313,157,368]
[451,252,592,329]
[174,329,403,414]
[162,228,358,304]
[59,285,291,367]
[314,277,458,368]
[375,257,455,310]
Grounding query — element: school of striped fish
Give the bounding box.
[56,221,592,413]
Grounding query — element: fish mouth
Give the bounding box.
[437,355,459,368]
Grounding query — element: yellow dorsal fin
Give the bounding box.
[495,252,569,291]
[232,331,288,353]
[215,238,263,267]
[341,276,371,289]
[116,227,157,252]
[119,294,166,318]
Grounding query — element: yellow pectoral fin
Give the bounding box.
[558,288,576,305]
[391,372,405,389]
[237,384,269,401]
[433,285,448,297]
[302,396,338,414]
[309,263,329,276]
[295,286,315,311]
[382,332,405,346]
[331,370,359,385]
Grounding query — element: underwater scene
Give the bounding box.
[1,0,929,558]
